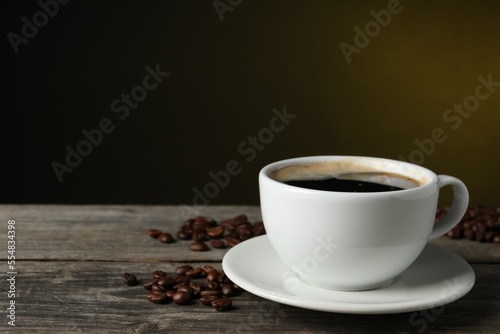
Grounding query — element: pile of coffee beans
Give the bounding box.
[148,214,266,251]
[122,265,240,311]
[438,206,500,243]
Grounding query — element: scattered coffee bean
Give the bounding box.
[200,295,219,306]
[174,275,191,284]
[158,233,175,243]
[202,265,217,273]
[190,241,209,252]
[173,291,191,305]
[152,270,168,279]
[125,265,238,311]
[176,230,192,240]
[439,206,500,244]
[192,231,207,241]
[226,237,240,248]
[206,226,225,238]
[189,282,203,296]
[156,277,176,288]
[147,291,168,304]
[186,268,203,278]
[207,282,220,290]
[164,290,176,299]
[175,265,194,276]
[494,234,500,244]
[211,239,227,249]
[151,284,167,293]
[200,290,223,298]
[221,283,238,297]
[206,271,220,282]
[148,229,163,238]
[143,279,156,291]
[122,273,139,286]
[211,297,232,311]
[177,285,194,297]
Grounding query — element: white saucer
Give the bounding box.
[222,235,475,314]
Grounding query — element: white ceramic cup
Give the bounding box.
[259,156,469,291]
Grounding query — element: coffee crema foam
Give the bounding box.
[268,160,426,190]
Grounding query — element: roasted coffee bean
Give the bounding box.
[176,230,192,240]
[441,206,500,243]
[175,265,194,276]
[220,219,236,232]
[173,291,191,305]
[151,284,167,293]
[221,283,238,297]
[174,275,191,284]
[192,231,207,241]
[122,273,139,286]
[194,216,217,226]
[494,234,500,243]
[152,270,168,279]
[164,290,176,299]
[158,233,175,243]
[200,295,219,307]
[217,272,231,284]
[253,221,266,236]
[143,279,157,290]
[193,221,208,232]
[148,229,163,238]
[200,290,223,298]
[202,265,217,273]
[233,214,248,226]
[227,237,240,247]
[236,222,253,231]
[189,241,209,252]
[147,291,168,304]
[188,282,203,297]
[211,297,232,311]
[177,285,194,296]
[206,226,225,238]
[186,267,203,278]
[206,271,220,282]
[211,239,227,249]
[207,282,220,290]
[238,229,253,241]
[156,277,176,288]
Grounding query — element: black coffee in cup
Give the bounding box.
[269,161,422,193]
[285,175,409,192]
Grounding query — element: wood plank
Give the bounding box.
[8,261,499,333]
[0,205,500,263]
[0,205,262,262]
[0,205,498,263]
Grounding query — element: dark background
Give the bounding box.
[2,0,500,206]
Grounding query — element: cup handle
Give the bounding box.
[429,175,469,240]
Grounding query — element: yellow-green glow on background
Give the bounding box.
[4,1,500,206]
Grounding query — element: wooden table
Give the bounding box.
[0,205,498,333]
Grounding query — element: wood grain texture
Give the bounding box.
[0,205,498,263]
[0,205,498,333]
[8,261,500,334]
